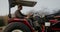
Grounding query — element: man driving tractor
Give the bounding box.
[15,4,33,19]
[15,4,27,18]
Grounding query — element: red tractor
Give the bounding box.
[4,0,37,32]
[3,0,60,32]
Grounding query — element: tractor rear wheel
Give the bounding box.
[4,22,31,32]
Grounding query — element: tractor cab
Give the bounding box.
[8,0,37,18]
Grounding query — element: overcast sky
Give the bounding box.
[0,0,60,16]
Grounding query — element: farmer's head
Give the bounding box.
[18,4,22,10]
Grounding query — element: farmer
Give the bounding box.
[15,4,33,19]
[15,4,27,18]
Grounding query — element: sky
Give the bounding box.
[0,0,60,16]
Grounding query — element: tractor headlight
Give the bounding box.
[45,22,51,26]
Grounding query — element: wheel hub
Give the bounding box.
[12,29,23,32]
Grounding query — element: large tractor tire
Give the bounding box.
[4,22,31,32]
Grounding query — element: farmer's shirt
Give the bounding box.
[15,10,27,18]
